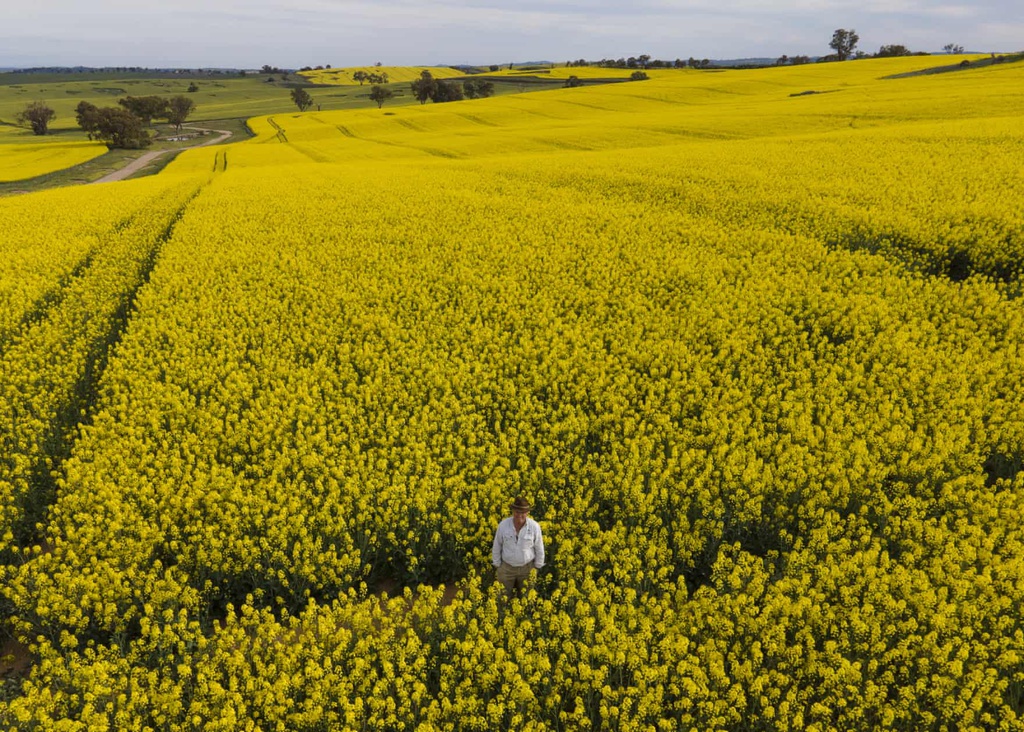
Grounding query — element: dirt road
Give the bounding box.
[94,127,232,184]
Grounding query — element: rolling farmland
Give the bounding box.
[298,66,467,85]
[1,54,1023,730]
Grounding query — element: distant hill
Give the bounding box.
[1,66,252,75]
[712,58,780,67]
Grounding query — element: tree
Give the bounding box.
[630,71,649,81]
[431,80,464,103]
[75,101,100,139]
[791,55,811,65]
[637,54,651,69]
[165,95,196,132]
[368,72,389,85]
[411,70,437,105]
[776,54,790,66]
[93,107,151,149]
[876,44,912,58]
[463,79,495,99]
[187,82,200,93]
[119,95,169,125]
[369,85,394,109]
[16,102,56,135]
[290,87,314,112]
[353,70,369,85]
[830,28,860,60]
[944,43,965,54]
[564,75,583,88]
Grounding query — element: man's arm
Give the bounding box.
[533,521,545,569]
[492,524,503,568]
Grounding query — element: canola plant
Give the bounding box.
[1,54,1023,731]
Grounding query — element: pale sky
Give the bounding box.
[2,0,1021,69]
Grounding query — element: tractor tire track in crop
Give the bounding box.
[0,184,205,550]
[332,124,463,159]
[393,118,426,132]
[211,149,229,173]
[0,210,147,357]
[291,144,332,163]
[0,251,98,360]
[452,113,501,128]
[264,117,288,143]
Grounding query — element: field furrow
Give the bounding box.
[0,180,204,558]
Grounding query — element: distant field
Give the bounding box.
[490,65,671,79]
[169,55,1010,172]
[0,71,402,182]
[0,68,567,183]
[299,65,466,85]
[0,71,388,136]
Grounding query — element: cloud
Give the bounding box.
[1,0,1020,67]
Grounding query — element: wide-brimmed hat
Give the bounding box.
[510,496,532,513]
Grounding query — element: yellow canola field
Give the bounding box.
[178,54,1023,167]
[0,138,106,182]
[0,174,204,556]
[299,65,466,85]
[3,56,1024,731]
[490,65,650,79]
[485,54,989,80]
[170,55,1024,283]
[0,175,195,345]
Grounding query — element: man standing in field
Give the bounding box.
[492,497,545,596]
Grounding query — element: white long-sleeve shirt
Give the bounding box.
[492,517,545,569]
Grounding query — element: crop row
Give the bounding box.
[0,178,201,611]
[0,179,189,347]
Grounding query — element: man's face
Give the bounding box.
[513,509,528,528]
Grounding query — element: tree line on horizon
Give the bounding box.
[561,30,970,70]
